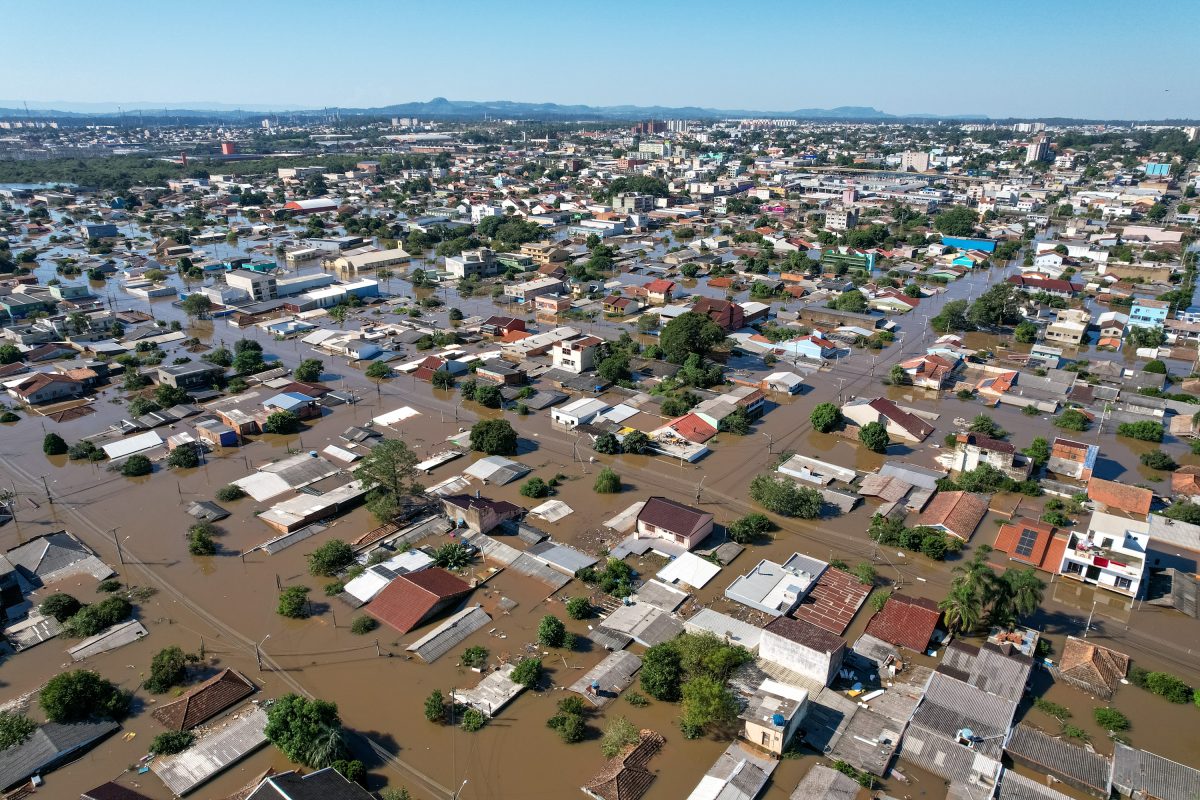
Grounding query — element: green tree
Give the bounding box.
[293,359,323,382]
[934,206,978,237]
[939,582,984,636]
[188,523,216,555]
[931,299,971,332]
[262,410,301,435]
[43,432,68,455]
[749,474,823,518]
[39,670,130,722]
[1117,420,1164,442]
[264,694,348,768]
[598,354,630,384]
[277,586,310,618]
[680,675,739,739]
[355,439,421,520]
[640,642,683,701]
[308,539,354,577]
[1023,437,1051,468]
[469,419,518,455]
[1143,359,1167,375]
[967,283,1024,328]
[472,384,502,408]
[40,593,82,622]
[968,413,1006,438]
[424,690,447,723]
[350,616,377,635]
[215,484,246,502]
[810,402,843,433]
[365,361,391,379]
[593,467,621,494]
[593,432,622,454]
[121,455,152,476]
[432,542,472,570]
[143,646,188,693]
[167,444,200,469]
[537,615,567,648]
[0,343,22,364]
[1014,321,1038,343]
[430,370,455,389]
[659,311,726,364]
[180,293,213,320]
[833,289,868,312]
[622,430,651,454]
[565,597,591,620]
[858,421,891,453]
[0,712,37,750]
[510,657,543,688]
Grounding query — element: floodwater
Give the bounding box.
[4,212,1200,799]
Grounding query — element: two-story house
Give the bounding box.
[1129,298,1169,329]
[1058,511,1149,597]
[550,334,602,374]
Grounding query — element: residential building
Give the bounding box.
[612,192,655,213]
[580,730,665,800]
[691,297,745,332]
[550,334,602,374]
[917,490,989,541]
[993,518,1068,574]
[550,397,608,428]
[634,496,715,551]
[1047,437,1099,480]
[520,241,570,265]
[1129,297,1170,329]
[725,553,828,617]
[642,278,676,305]
[901,151,931,172]
[325,247,411,274]
[246,768,374,800]
[841,397,935,443]
[445,247,500,279]
[1056,636,1129,700]
[1087,477,1153,517]
[1025,135,1050,164]
[863,594,941,653]
[900,354,958,389]
[825,207,858,231]
[759,615,846,686]
[1044,308,1090,345]
[151,669,256,731]
[504,276,565,303]
[1059,511,1149,597]
[367,568,472,633]
[226,268,277,302]
[156,362,224,391]
[941,433,1031,480]
[6,373,83,404]
[441,494,522,534]
[739,680,808,756]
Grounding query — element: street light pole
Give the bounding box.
[111,528,123,565]
[453,779,469,800]
[256,634,271,671]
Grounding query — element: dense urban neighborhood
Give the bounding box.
[1,100,1200,800]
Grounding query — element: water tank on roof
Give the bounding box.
[771,713,786,727]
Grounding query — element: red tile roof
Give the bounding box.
[794,567,872,635]
[1173,466,1200,498]
[667,413,717,443]
[150,669,256,731]
[1087,477,1153,517]
[917,491,989,541]
[864,594,941,652]
[643,279,676,294]
[993,518,1066,572]
[367,568,472,633]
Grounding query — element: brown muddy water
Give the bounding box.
[2,294,1199,797]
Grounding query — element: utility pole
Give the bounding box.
[111,528,124,565]
[1083,598,1098,639]
[41,475,52,505]
[256,634,271,671]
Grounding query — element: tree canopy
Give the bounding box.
[265,694,349,769]
[659,312,726,364]
[469,419,518,455]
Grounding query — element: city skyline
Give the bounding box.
[6,0,1198,120]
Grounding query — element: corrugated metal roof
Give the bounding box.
[406,605,491,663]
[1112,742,1200,800]
[1005,725,1111,794]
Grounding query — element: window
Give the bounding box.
[1115,577,1132,590]
[1064,561,1084,575]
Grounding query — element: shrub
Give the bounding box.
[121,455,152,477]
[215,484,246,502]
[626,692,650,708]
[461,646,489,668]
[832,760,876,789]
[1054,409,1090,431]
[332,759,365,785]
[97,578,121,593]
[1145,671,1193,703]
[593,467,621,494]
[565,597,591,620]
[459,707,487,732]
[324,581,345,596]
[68,440,105,461]
[424,690,447,723]
[262,410,301,435]
[1140,450,1177,471]
[869,590,891,612]
[432,542,471,570]
[510,657,543,688]
[0,411,18,423]
[1093,707,1130,732]
[277,586,310,618]
[149,730,195,755]
[601,716,640,758]
[520,477,550,498]
[308,539,354,577]
[726,512,772,544]
[1117,420,1164,442]
[1062,724,1090,742]
[0,712,36,749]
[350,616,377,635]
[851,562,876,585]
[188,524,216,555]
[43,432,67,455]
[1034,697,1071,721]
[809,402,843,433]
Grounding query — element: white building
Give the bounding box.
[759,616,845,686]
[1059,511,1148,598]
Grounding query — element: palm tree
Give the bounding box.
[305,722,346,768]
[1000,568,1045,620]
[953,545,995,594]
[939,582,983,635]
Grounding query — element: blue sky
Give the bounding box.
[5,0,1197,119]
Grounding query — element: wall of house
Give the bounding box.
[759,630,842,686]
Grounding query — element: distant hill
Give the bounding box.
[0,97,990,122]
